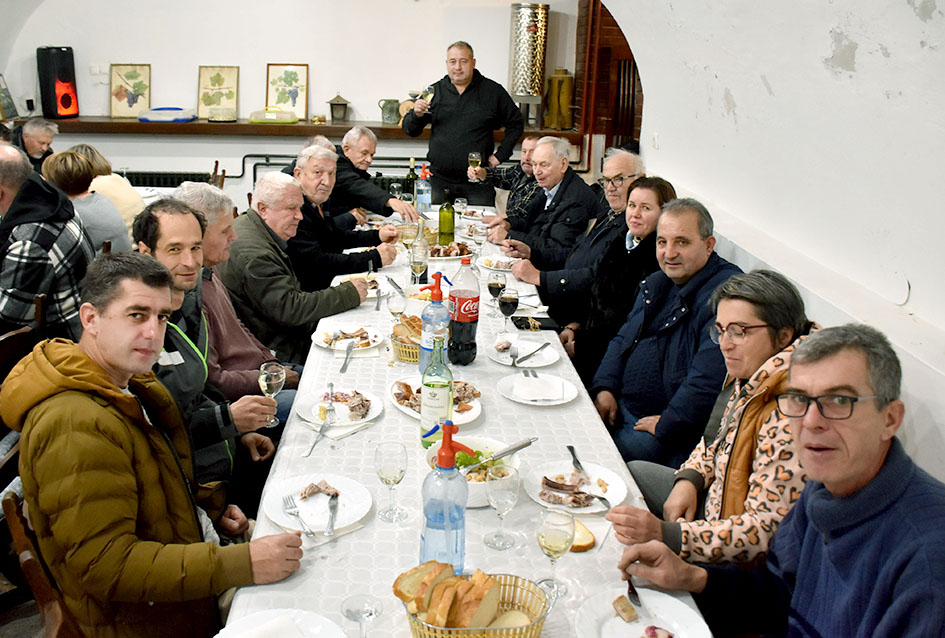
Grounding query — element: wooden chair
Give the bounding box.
[209,161,226,189]
[0,294,47,384]
[2,493,85,638]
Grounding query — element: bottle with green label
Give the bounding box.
[438,189,455,246]
[420,335,453,448]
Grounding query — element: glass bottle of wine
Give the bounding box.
[404,157,419,200]
[420,335,453,447]
[438,188,455,246]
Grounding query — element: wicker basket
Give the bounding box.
[392,337,420,363]
[405,574,551,638]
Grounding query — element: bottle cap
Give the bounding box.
[437,422,474,469]
[461,256,471,265]
[420,272,452,302]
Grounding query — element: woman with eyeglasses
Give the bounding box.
[559,176,675,385]
[607,269,816,564]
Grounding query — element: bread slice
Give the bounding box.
[570,518,595,552]
[453,574,500,628]
[392,561,453,612]
[488,609,532,628]
[427,584,457,627]
[613,594,638,622]
[445,579,476,627]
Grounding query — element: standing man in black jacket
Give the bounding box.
[403,40,524,206]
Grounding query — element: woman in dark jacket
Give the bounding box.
[559,177,677,385]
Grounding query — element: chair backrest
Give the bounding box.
[2,493,85,638]
[101,240,112,255]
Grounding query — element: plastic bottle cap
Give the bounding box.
[436,422,474,469]
[420,272,452,302]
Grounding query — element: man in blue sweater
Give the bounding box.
[618,324,945,637]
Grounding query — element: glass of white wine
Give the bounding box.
[400,222,419,254]
[341,594,383,638]
[468,152,482,182]
[387,289,406,323]
[536,509,574,601]
[409,237,428,285]
[484,466,519,550]
[421,85,435,112]
[375,442,408,522]
[258,361,285,428]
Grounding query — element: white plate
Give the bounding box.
[216,609,346,638]
[424,436,523,508]
[487,340,560,368]
[313,326,384,351]
[309,388,383,427]
[336,273,386,298]
[476,256,517,272]
[263,474,373,532]
[525,461,627,514]
[574,588,711,638]
[496,373,577,406]
[388,375,482,426]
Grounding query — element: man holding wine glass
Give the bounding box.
[403,40,524,206]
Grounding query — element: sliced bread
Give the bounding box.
[570,518,595,552]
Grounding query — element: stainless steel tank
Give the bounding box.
[508,3,549,98]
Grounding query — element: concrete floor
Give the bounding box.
[0,599,43,638]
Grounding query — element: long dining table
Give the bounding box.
[224,217,701,637]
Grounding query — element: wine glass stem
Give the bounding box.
[388,485,396,509]
[359,619,368,638]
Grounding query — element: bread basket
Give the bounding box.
[392,337,420,363]
[405,574,551,638]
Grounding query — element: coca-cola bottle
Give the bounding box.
[448,256,479,365]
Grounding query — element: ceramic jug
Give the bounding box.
[379,99,400,124]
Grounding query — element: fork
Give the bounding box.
[282,494,315,537]
[509,345,519,368]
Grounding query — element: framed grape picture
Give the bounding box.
[266,63,308,121]
[197,65,239,120]
[110,64,150,117]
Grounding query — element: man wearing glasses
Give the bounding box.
[618,324,945,637]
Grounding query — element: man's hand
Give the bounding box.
[467,166,487,182]
[487,224,509,244]
[511,259,540,285]
[487,154,500,168]
[217,504,249,537]
[284,366,300,390]
[503,239,531,259]
[249,532,303,584]
[230,395,279,432]
[618,540,708,593]
[349,277,369,302]
[594,390,618,426]
[606,505,663,546]
[348,208,369,225]
[388,199,418,222]
[378,224,399,243]
[413,98,431,116]
[376,242,397,266]
[634,415,660,435]
[559,327,576,358]
[663,480,699,522]
[241,432,275,462]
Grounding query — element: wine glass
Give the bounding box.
[468,152,482,182]
[421,84,435,109]
[375,442,408,522]
[389,182,403,200]
[409,236,428,284]
[536,509,574,601]
[484,466,519,550]
[498,288,519,333]
[487,272,506,318]
[454,197,468,218]
[258,362,286,428]
[341,594,383,638]
[387,289,406,323]
[400,222,419,254]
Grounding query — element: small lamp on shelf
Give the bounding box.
[328,93,350,123]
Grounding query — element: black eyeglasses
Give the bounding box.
[708,323,769,344]
[596,173,639,189]
[775,393,879,420]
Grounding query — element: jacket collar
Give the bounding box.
[0,173,75,245]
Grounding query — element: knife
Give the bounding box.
[325,493,339,537]
[567,444,591,481]
[385,275,405,296]
[339,340,356,373]
[460,437,538,475]
[513,342,550,366]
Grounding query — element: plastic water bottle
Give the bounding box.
[420,422,472,574]
[417,177,433,215]
[418,272,450,373]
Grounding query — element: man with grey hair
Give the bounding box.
[593,198,741,467]
[490,136,598,270]
[287,144,399,291]
[12,116,58,173]
[0,143,94,339]
[219,171,367,363]
[471,134,542,228]
[404,40,524,206]
[617,323,945,637]
[172,182,303,425]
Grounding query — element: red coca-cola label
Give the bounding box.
[449,290,479,322]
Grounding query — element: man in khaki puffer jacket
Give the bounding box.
[1,253,302,638]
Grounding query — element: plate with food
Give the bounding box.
[477,256,517,272]
[314,326,384,351]
[309,388,382,427]
[337,272,384,298]
[262,474,373,532]
[215,609,345,638]
[460,209,485,221]
[429,241,474,261]
[388,375,482,426]
[496,372,577,406]
[424,436,524,507]
[574,587,711,638]
[524,461,627,514]
[489,338,560,368]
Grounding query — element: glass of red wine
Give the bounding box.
[487,272,506,318]
[498,288,519,334]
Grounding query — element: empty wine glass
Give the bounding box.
[484,466,519,550]
[536,509,574,601]
[258,361,285,427]
[341,594,383,638]
[454,197,468,217]
[389,182,403,200]
[498,287,519,333]
[468,152,482,182]
[487,272,506,318]
[375,442,408,522]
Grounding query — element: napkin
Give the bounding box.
[512,375,563,401]
[333,347,380,359]
[230,615,305,638]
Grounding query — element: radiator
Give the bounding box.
[125,171,212,188]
